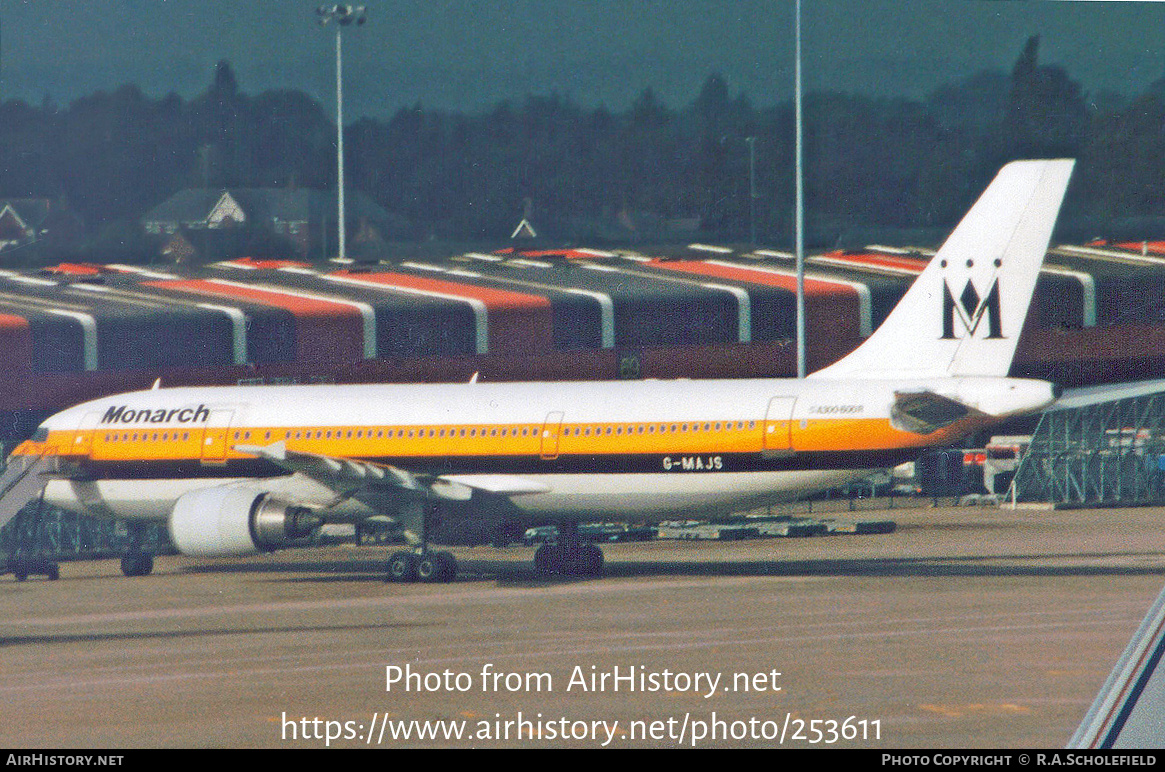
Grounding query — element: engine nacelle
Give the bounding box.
[168,486,322,557]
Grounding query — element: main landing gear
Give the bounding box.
[533,523,604,578]
[386,503,457,583]
[386,549,457,583]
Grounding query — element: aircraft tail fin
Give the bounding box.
[811,159,1075,379]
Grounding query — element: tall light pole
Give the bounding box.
[746,136,757,245]
[794,0,806,378]
[317,5,367,263]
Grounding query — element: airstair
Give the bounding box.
[0,453,59,533]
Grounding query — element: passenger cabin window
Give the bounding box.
[33,427,49,442]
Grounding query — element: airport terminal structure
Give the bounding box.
[0,240,1161,433]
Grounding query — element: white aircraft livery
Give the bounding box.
[0,159,1075,582]
[1070,582,1165,748]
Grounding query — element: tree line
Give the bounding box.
[1,36,1163,263]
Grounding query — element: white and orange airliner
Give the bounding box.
[0,160,1075,582]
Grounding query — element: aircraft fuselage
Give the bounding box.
[19,375,1056,522]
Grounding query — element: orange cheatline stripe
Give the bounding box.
[38,413,981,463]
[793,418,930,451]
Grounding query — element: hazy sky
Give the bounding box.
[1,1,1163,118]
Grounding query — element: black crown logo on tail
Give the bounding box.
[941,277,1003,340]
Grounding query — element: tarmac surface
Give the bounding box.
[3,503,1165,749]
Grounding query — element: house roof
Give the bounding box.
[142,188,398,228]
[0,199,61,230]
[0,199,84,245]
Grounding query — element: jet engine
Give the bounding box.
[168,486,321,557]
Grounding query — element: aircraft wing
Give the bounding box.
[1068,583,1165,749]
[438,474,551,495]
[235,441,548,509]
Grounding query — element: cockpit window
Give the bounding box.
[32,427,49,442]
